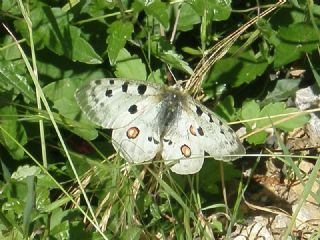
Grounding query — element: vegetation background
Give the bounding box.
[0,0,319,239]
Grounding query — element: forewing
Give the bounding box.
[185,96,245,161]
[161,110,204,175]
[112,103,162,163]
[75,78,162,128]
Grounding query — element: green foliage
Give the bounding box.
[0,0,319,239]
[240,101,310,144]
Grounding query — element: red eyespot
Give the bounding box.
[189,125,197,136]
[180,144,191,158]
[126,127,140,139]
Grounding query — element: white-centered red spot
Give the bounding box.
[126,127,140,139]
[180,144,191,158]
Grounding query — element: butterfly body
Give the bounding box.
[75,78,245,174]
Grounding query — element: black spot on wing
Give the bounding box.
[95,79,101,85]
[164,139,173,145]
[196,106,203,116]
[128,104,138,114]
[109,79,114,84]
[105,89,112,97]
[197,127,204,136]
[122,82,128,92]
[228,128,234,134]
[148,136,159,144]
[137,84,147,95]
[208,113,214,123]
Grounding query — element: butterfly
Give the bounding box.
[75,78,245,175]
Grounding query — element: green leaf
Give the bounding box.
[144,0,169,29]
[72,37,103,64]
[214,95,236,121]
[1,0,20,15]
[119,226,142,240]
[204,46,268,88]
[177,3,200,31]
[190,0,232,21]
[72,0,115,17]
[107,20,134,65]
[43,78,98,140]
[240,101,310,145]
[114,49,147,80]
[259,103,309,132]
[11,165,41,180]
[151,37,193,75]
[0,60,35,103]
[1,36,22,60]
[274,23,319,67]
[240,101,260,121]
[147,69,165,84]
[264,78,301,104]
[240,101,268,145]
[0,106,27,160]
[14,6,102,64]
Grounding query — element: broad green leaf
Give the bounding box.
[259,103,309,131]
[0,60,35,103]
[107,20,134,65]
[151,37,193,75]
[147,69,165,84]
[1,0,20,15]
[43,78,83,102]
[264,78,301,104]
[177,3,200,31]
[246,131,268,145]
[240,101,310,145]
[72,37,102,64]
[240,101,267,145]
[274,23,319,67]
[43,78,98,140]
[214,95,236,121]
[0,106,27,160]
[79,0,116,17]
[11,165,41,180]
[240,101,260,122]
[119,226,142,240]
[114,49,147,80]
[190,0,232,21]
[14,6,102,64]
[1,36,21,60]
[204,47,268,88]
[144,0,169,29]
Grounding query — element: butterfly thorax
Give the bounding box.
[158,85,188,137]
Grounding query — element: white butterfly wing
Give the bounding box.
[75,78,162,128]
[75,78,245,174]
[112,102,162,163]
[185,97,245,160]
[161,110,205,175]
